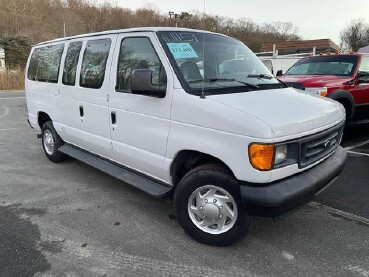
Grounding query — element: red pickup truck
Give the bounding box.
[279,53,369,125]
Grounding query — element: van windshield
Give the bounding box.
[157,31,282,95]
[285,55,359,76]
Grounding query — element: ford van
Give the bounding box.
[25,28,347,246]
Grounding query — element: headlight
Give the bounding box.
[305,87,328,97]
[274,145,287,165]
[249,143,298,171]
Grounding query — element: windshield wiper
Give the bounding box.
[189,78,259,89]
[246,74,288,88]
[276,78,289,88]
[246,74,274,80]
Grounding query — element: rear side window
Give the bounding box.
[62,41,82,86]
[80,39,111,89]
[116,37,161,92]
[27,44,64,83]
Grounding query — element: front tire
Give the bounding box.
[174,164,254,246]
[41,121,66,163]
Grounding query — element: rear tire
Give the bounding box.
[41,121,66,163]
[174,164,254,247]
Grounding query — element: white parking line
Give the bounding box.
[0,128,23,131]
[0,105,9,119]
[310,202,369,226]
[344,265,369,277]
[347,151,369,157]
[344,139,369,151]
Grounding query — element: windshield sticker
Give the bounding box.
[160,32,199,43]
[167,43,199,59]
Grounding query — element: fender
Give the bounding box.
[328,90,355,120]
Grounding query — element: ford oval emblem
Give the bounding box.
[324,141,333,148]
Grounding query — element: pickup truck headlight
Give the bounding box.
[249,142,298,171]
[305,87,328,97]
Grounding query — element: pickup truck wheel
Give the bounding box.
[174,164,254,246]
[41,121,66,163]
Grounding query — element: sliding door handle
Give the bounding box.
[79,105,84,117]
[111,111,116,125]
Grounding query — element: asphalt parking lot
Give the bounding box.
[1,91,368,277]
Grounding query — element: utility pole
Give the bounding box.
[169,12,181,28]
[63,22,66,37]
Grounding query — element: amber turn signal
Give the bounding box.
[249,144,275,171]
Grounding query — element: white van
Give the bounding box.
[259,56,302,76]
[25,28,347,246]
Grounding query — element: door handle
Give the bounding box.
[111,112,116,125]
[79,105,84,117]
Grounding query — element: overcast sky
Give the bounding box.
[109,0,369,44]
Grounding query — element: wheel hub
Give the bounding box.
[188,185,238,235]
[43,130,54,155]
[201,202,220,220]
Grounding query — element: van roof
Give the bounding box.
[301,53,369,59]
[34,27,225,46]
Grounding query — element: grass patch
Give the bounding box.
[0,68,25,90]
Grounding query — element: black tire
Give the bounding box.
[173,164,254,247]
[41,121,67,163]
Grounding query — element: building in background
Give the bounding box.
[0,46,5,71]
[260,39,341,56]
[257,39,341,76]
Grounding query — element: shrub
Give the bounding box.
[0,67,25,90]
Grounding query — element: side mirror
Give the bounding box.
[131,69,167,98]
[357,72,369,84]
[276,70,283,76]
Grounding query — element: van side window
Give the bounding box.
[80,39,111,89]
[116,37,161,92]
[62,41,82,86]
[262,60,274,75]
[27,44,64,83]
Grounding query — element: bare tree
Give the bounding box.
[340,19,369,52]
[262,22,300,41]
[0,0,303,69]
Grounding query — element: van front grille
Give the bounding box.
[299,123,344,168]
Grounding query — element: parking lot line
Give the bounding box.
[347,151,369,157]
[344,139,369,151]
[344,265,369,277]
[310,202,369,225]
[0,105,9,119]
[0,128,23,131]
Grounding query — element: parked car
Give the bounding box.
[25,27,346,246]
[279,53,369,125]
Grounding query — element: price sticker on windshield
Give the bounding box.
[167,43,199,59]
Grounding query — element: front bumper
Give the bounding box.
[240,146,347,217]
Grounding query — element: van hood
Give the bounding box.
[279,75,351,87]
[208,87,345,138]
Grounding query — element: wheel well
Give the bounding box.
[170,150,233,186]
[335,98,353,120]
[38,112,51,128]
